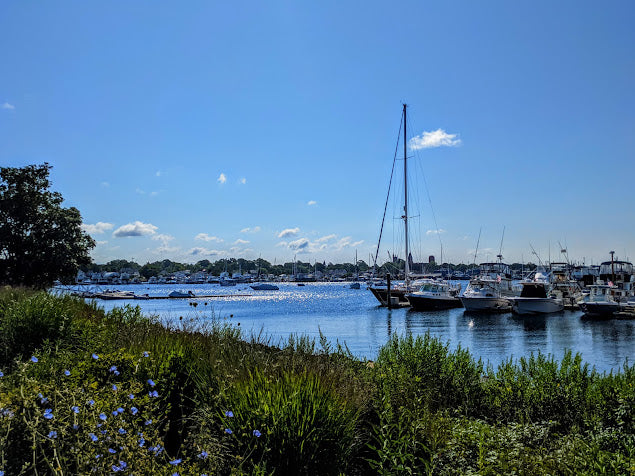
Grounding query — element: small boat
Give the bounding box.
[460,261,518,312]
[406,279,463,311]
[168,290,195,298]
[96,290,136,300]
[349,282,361,289]
[250,283,279,291]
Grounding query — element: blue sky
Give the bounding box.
[1,1,634,266]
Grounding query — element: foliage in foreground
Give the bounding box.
[0,288,633,475]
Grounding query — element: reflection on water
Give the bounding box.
[84,282,634,373]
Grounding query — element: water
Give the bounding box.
[83,282,634,373]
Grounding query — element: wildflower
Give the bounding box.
[31,356,38,363]
[253,429,262,438]
[64,369,70,376]
[128,394,135,400]
[100,430,107,435]
[147,379,156,387]
[38,393,48,404]
[0,371,4,377]
[225,410,234,418]
[169,459,182,465]
[149,390,159,398]
[112,410,118,416]
[73,424,79,430]
[48,430,57,439]
[112,465,122,472]
[131,407,138,415]
[117,407,124,414]
[144,419,152,425]
[139,436,145,447]
[224,428,232,434]
[108,448,117,454]
[119,461,127,469]
[99,413,107,421]
[109,365,118,373]
[43,409,54,420]
[89,433,98,442]
[92,353,99,360]
[112,384,118,391]
[118,428,127,435]
[143,351,149,357]
[198,450,208,459]
[71,406,80,414]
[88,399,95,406]
[95,454,102,459]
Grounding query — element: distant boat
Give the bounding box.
[460,260,518,312]
[168,290,195,298]
[349,282,361,289]
[511,270,563,315]
[250,283,279,291]
[96,290,135,300]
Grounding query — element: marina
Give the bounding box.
[67,281,635,374]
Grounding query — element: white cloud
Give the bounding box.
[276,241,288,247]
[278,227,300,238]
[135,188,145,195]
[150,191,160,197]
[333,236,364,251]
[152,234,175,246]
[217,173,227,184]
[426,229,446,235]
[241,226,261,233]
[234,239,250,245]
[96,240,108,246]
[307,200,317,206]
[316,234,336,243]
[155,170,161,177]
[288,238,310,250]
[113,221,158,238]
[82,222,114,235]
[1,102,15,110]
[189,247,226,257]
[239,177,247,184]
[195,233,223,242]
[409,129,461,150]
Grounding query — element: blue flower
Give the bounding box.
[147,379,156,387]
[112,384,118,391]
[119,461,127,469]
[198,450,208,459]
[71,406,80,414]
[99,413,107,421]
[108,448,116,454]
[118,428,127,435]
[92,353,99,360]
[95,454,102,459]
[72,424,79,430]
[144,419,152,425]
[131,407,138,415]
[225,410,234,417]
[30,356,38,363]
[224,428,232,434]
[88,399,95,406]
[89,433,98,442]
[112,465,122,472]
[100,430,107,435]
[48,430,57,439]
[169,459,182,465]
[117,407,124,414]
[143,351,149,358]
[1,470,4,476]
[128,394,135,400]
[64,370,70,376]
[139,436,145,447]
[253,429,262,438]
[38,393,48,404]
[43,409,54,420]
[109,365,118,373]
[149,390,159,398]
[112,410,118,416]
[0,371,4,377]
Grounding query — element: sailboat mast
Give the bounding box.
[403,103,410,287]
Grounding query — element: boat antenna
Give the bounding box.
[558,241,570,266]
[472,227,482,266]
[402,103,410,288]
[529,243,544,268]
[497,226,505,263]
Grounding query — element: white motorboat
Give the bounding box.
[250,283,279,291]
[406,279,463,311]
[579,255,635,317]
[168,290,195,298]
[511,270,563,315]
[460,261,518,312]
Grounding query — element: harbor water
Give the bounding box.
[84,282,633,374]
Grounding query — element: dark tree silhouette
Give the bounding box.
[0,163,95,288]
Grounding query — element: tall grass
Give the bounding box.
[0,288,633,474]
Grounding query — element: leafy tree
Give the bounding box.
[0,163,95,288]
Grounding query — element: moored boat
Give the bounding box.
[250,283,279,291]
[406,279,463,311]
[460,261,518,312]
[511,271,563,315]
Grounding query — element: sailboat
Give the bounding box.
[368,104,416,307]
[350,250,361,289]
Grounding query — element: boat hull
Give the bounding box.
[406,294,462,311]
[369,287,410,306]
[512,298,563,315]
[460,297,512,312]
[579,301,620,317]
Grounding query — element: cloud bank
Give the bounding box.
[278,227,300,238]
[113,221,158,238]
[81,222,114,235]
[409,129,461,150]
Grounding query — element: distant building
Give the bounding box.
[428,255,435,264]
